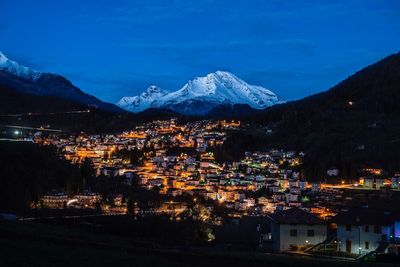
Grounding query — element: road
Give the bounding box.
[0,109,90,117]
[18,213,126,221]
[0,124,62,132]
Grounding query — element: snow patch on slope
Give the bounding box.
[0,51,42,80]
[116,85,169,112]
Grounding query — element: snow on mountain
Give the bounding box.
[116,85,169,112]
[117,71,281,114]
[0,51,42,80]
[0,51,122,112]
[158,71,278,108]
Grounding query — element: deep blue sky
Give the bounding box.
[1,0,399,103]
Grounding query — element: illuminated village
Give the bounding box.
[27,118,400,258]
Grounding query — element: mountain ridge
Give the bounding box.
[0,52,41,80]
[117,85,170,112]
[117,71,281,115]
[0,51,123,113]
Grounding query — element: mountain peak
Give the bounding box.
[0,51,42,80]
[148,85,159,89]
[116,85,169,112]
[144,85,166,94]
[117,72,281,114]
[0,51,9,64]
[202,71,241,83]
[0,52,123,112]
[212,70,235,77]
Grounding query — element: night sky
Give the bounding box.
[1,0,399,103]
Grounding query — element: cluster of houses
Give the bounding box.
[40,190,102,209]
[37,119,231,167]
[33,118,400,260]
[40,191,128,214]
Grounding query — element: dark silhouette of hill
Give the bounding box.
[206,104,262,118]
[0,69,123,113]
[0,84,181,133]
[216,52,400,180]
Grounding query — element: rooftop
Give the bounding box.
[269,207,325,225]
[332,208,400,226]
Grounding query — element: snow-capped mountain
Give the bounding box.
[117,71,280,115]
[0,51,42,80]
[0,51,122,112]
[117,85,169,112]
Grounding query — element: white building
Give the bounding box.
[334,208,399,256]
[268,207,327,252]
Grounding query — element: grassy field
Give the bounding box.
[0,220,396,267]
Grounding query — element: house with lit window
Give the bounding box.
[333,208,400,257]
[40,192,69,209]
[267,207,327,252]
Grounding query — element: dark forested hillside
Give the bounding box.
[0,142,84,214]
[206,104,262,118]
[0,69,123,113]
[0,84,133,133]
[218,52,400,180]
[0,84,181,134]
[0,84,89,114]
[255,51,400,124]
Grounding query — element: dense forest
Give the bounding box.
[0,142,87,214]
[0,84,181,134]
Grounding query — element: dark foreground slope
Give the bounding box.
[0,220,395,267]
[217,52,400,180]
[0,142,85,213]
